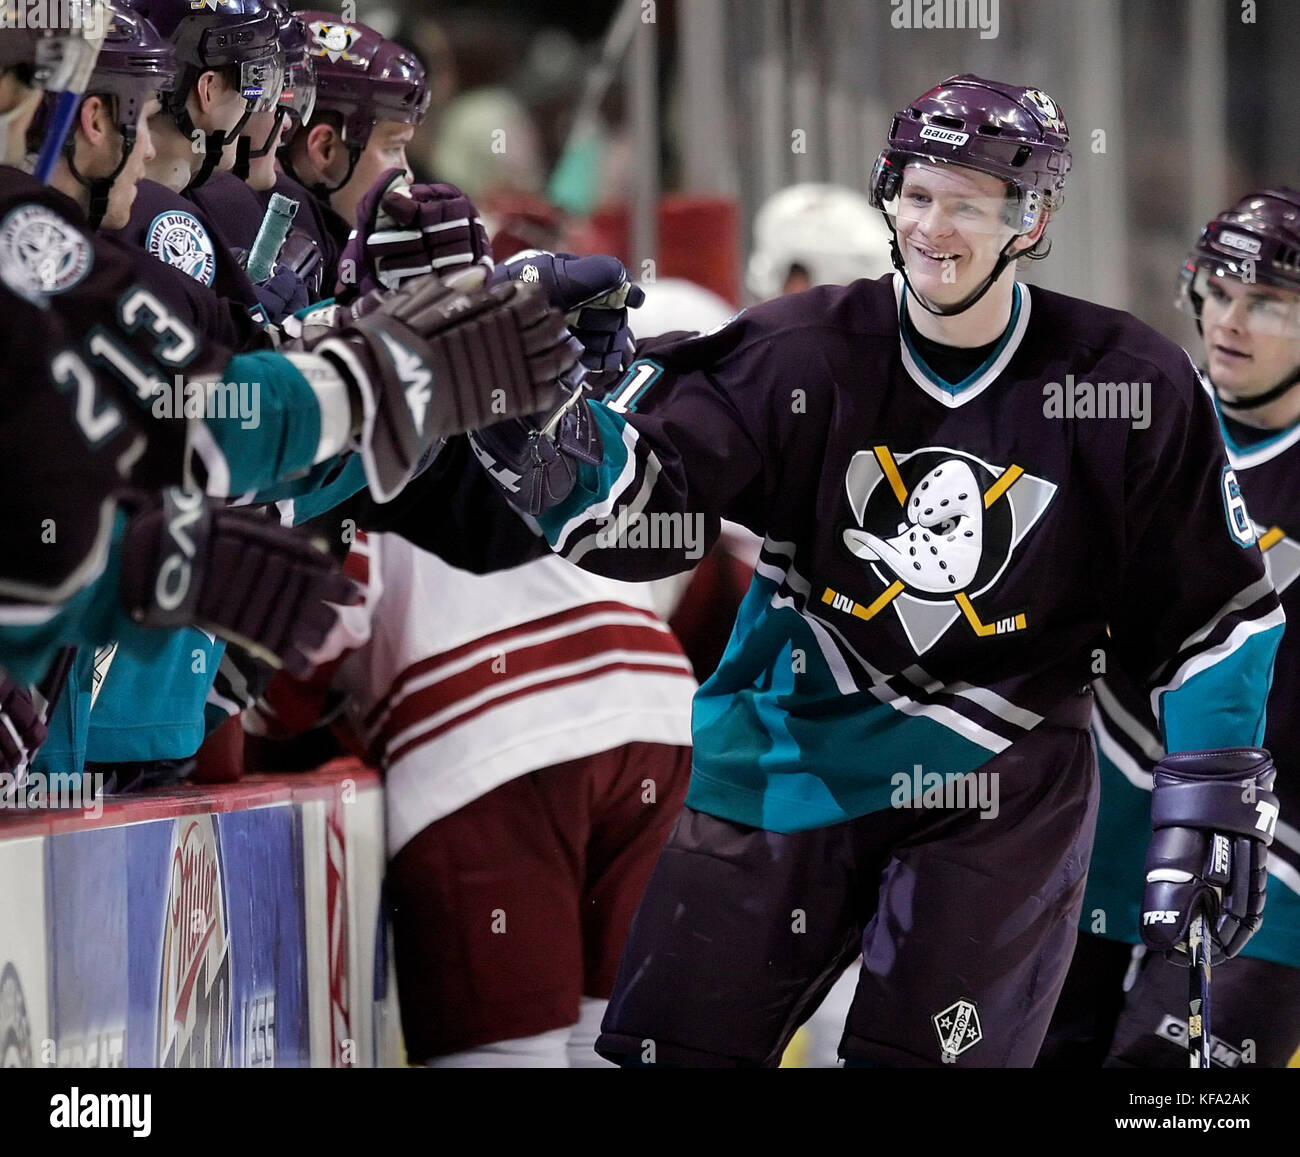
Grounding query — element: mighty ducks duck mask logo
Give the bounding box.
[827,445,1056,654]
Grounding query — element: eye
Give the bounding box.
[1207,282,1230,302]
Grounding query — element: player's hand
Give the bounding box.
[470,376,602,517]
[118,490,363,678]
[302,268,581,503]
[0,672,46,777]
[490,251,645,374]
[233,245,312,323]
[337,168,493,299]
[1140,747,1278,965]
[252,263,310,323]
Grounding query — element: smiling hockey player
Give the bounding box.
[471,75,1284,1067]
[1042,188,1300,1069]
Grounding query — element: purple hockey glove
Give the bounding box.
[0,673,46,777]
[253,263,311,323]
[469,378,602,517]
[1141,748,1278,966]
[233,245,312,324]
[337,168,493,299]
[119,490,362,678]
[490,251,645,375]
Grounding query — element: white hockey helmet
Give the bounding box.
[745,182,895,300]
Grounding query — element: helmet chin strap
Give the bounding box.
[232,107,287,182]
[280,140,361,201]
[885,218,1022,317]
[65,121,135,230]
[1215,364,1300,412]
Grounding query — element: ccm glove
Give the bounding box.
[1141,747,1278,965]
[338,168,494,299]
[118,490,362,678]
[301,270,580,503]
[490,251,645,374]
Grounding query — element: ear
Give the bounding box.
[193,69,227,115]
[76,94,112,147]
[306,121,338,169]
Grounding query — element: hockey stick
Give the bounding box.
[3,643,79,805]
[1186,907,1212,1068]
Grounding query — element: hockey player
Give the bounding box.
[104,0,297,317]
[240,183,694,1066]
[1041,189,1300,1069]
[274,12,429,295]
[0,14,580,688]
[471,75,1284,1067]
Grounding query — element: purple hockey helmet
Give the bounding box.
[1179,188,1300,340]
[276,5,315,133]
[870,74,1071,238]
[84,3,176,133]
[297,12,429,149]
[30,2,177,226]
[128,0,283,114]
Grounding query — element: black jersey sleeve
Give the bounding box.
[1107,356,1283,752]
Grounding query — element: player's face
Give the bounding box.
[242,108,285,192]
[101,96,160,231]
[1201,272,1300,398]
[892,162,1019,305]
[329,119,414,227]
[200,76,251,174]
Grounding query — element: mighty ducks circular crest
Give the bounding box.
[0,205,93,302]
[147,211,217,286]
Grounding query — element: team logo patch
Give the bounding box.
[158,816,231,1067]
[933,999,982,1061]
[1023,88,1066,133]
[0,962,32,1068]
[308,20,363,61]
[0,205,93,302]
[826,444,1056,654]
[147,211,216,286]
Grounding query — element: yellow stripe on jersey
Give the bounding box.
[983,464,1024,508]
[873,445,909,506]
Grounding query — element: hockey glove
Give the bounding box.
[279,228,324,301]
[0,673,46,778]
[490,251,645,375]
[119,490,362,679]
[301,270,580,503]
[338,168,493,299]
[1141,747,1278,966]
[469,378,602,517]
[233,246,313,325]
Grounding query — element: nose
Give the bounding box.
[1215,297,1249,334]
[913,203,955,240]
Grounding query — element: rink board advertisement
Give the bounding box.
[0,764,397,1067]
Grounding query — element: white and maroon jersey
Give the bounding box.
[334,534,695,854]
